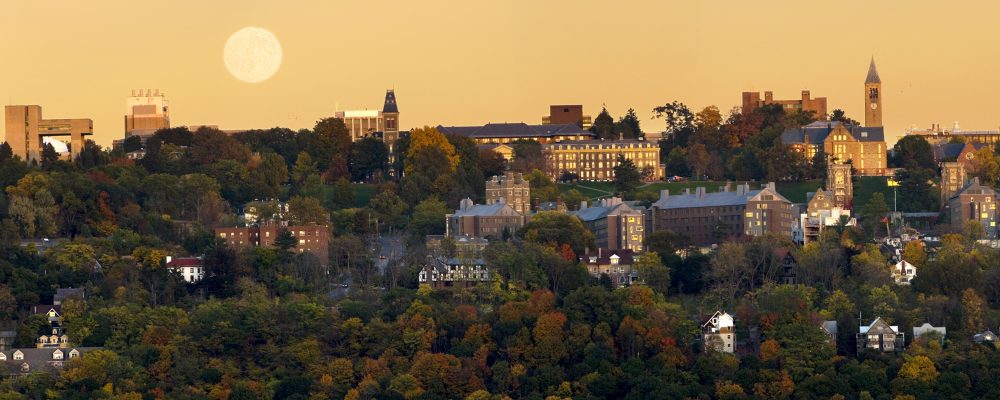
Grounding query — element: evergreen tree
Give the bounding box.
[590,107,615,140]
[612,154,642,196]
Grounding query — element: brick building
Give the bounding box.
[648,183,794,246]
[215,224,330,265]
[741,90,827,119]
[573,197,645,252]
[542,139,663,181]
[446,198,526,239]
[947,177,998,236]
[485,172,530,215]
[542,105,592,129]
[781,121,887,176]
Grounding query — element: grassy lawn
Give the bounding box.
[352,184,377,207]
[558,176,896,206]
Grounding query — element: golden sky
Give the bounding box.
[3,1,999,147]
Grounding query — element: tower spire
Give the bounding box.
[866,57,881,84]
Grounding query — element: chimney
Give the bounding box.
[684,188,691,195]
[580,200,588,210]
[725,182,732,192]
[165,256,172,265]
[765,91,773,102]
[766,182,776,191]
[660,189,669,201]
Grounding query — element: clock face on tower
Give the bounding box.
[870,103,878,110]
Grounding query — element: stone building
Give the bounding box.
[446,198,526,239]
[781,121,887,176]
[486,172,530,215]
[542,139,663,181]
[827,163,853,207]
[940,162,966,207]
[215,223,330,265]
[4,105,93,161]
[864,58,883,128]
[648,183,794,246]
[799,189,855,245]
[741,89,827,119]
[574,197,645,251]
[336,90,401,160]
[124,89,170,139]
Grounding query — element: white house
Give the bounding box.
[703,311,735,353]
[892,260,916,285]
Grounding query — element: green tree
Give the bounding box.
[891,135,935,170]
[634,252,670,294]
[612,154,642,196]
[287,196,329,225]
[615,108,642,139]
[590,107,615,140]
[408,197,449,242]
[349,136,389,181]
[859,193,890,238]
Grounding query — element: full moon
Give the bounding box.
[223,27,282,83]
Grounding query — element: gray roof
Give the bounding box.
[382,90,398,113]
[451,202,520,218]
[952,177,997,200]
[821,320,838,335]
[650,185,791,209]
[437,123,591,139]
[932,143,967,160]
[573,200,640,222]
[53,288,84,304]
[866,57,881,84]
[0,347,101,375]
[781,121,885,144]
[913,323,946,338]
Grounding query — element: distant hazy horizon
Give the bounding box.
[4,1,1000,147]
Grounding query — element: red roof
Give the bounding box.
[166,257,202,267]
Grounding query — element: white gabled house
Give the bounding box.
[703,311,735,353]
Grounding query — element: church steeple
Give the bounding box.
[865,57,881,84]
[864,57,882,127]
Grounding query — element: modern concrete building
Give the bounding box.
[946,177,998,236]
[648,183,794,246]
[215,223,330,265]
[574,197,645,252]
[446,198,526,239]
[542,139,663,181]
[4,105,93,161]
[542,105,592,129]
[124,89,170,138]
[437,122,593,145]
[741,89,827,119]
[486,172,531,215]
[781,121,887,176]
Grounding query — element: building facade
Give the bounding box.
[4,105,93,161]
[165,256,204,283]
[542,104,592,129]
[125,89,170,138]
[486,172,531,215]
[781,121,887,176]
[941,162,967,207]
[336,90,401,161]
[947,177,998,236]
[581,249,638,288]
[857,317,905,353]
[437,122,593,145]
[446,198,526,239]
[542,139,663,181]
[418,256,491,290]
[865,58,883,127]
[648,183,794,246]
[799,190,855,245]
[827,163,853,207]
[215,224,330,265]
[741,90,827,119]
[892,260,916,285]
[703,311,736,353]
[574,197,645,251]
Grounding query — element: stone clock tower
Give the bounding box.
[864,57,882,127]
[827,163,853,208]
